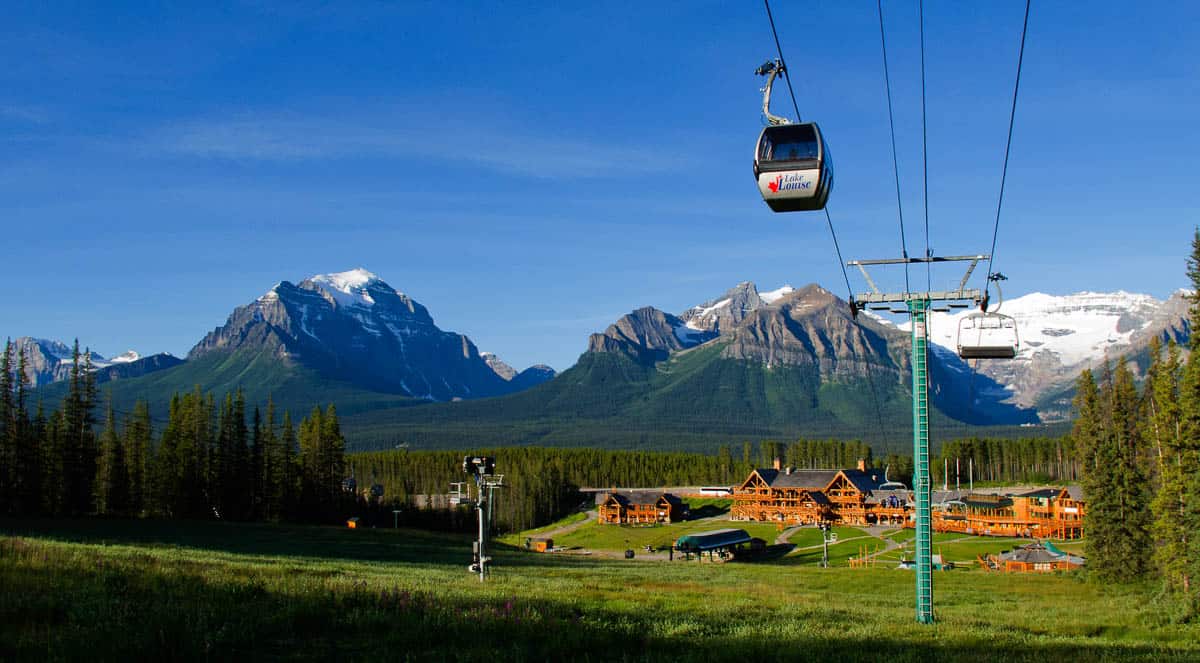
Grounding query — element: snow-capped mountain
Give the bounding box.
[5,337,166,387]
[190,268,552,401]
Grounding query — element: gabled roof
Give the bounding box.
[835,469,889,494]
[753,468,840,489]
[870,488,910,504]
[596,491,677,507]
[1017,488,1061,500]
[961,493,1014,509]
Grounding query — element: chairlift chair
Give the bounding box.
[956,312,1019,359]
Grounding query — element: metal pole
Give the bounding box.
[910,297,934,624]
[477,482,486,582]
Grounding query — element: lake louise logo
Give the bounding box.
[768,173,812,194]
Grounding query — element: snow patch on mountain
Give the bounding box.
[106,350,141,364]
[693,298,732,317]
[308,268,380,309]
[760,285,795,304]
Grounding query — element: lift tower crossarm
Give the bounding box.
[846,255,988,311]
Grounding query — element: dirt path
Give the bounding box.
[536,511,597,539]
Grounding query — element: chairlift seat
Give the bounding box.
[957,312,1019,360]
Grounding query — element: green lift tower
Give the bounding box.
[848,254,988,624]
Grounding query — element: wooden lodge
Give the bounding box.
[732,460,1086,539]
[731,459,908,527]
[596,491,685,525]
[933,487,1086,540]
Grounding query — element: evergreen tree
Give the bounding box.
[0,339,13,512]
[250,406,264,520]
[1180,228,1200,605]
[61,341,98,515]
[1148,340,1188,592]
[321,404,346,507]
[1108,358,1153,579]
[279,411,299,518]
[123,401,152,516]
[95,401,130,515]
[1076,369,1113,574]
[12,345,38,514]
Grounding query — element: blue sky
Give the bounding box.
[3,1,1197,372]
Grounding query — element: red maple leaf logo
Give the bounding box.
[767,177,780,193]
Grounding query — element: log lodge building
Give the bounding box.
[731,459,1086,539]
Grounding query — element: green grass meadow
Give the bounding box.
[1,518,1196,661]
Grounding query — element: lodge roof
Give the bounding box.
[1017,488,1061,499]
[961,493,1014,509]
[839,469,890,493]
[755,468,840,489]
[596,491,680,507]
[998,543,1085,566]
[870,488,910,504]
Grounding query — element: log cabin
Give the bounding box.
[731,459,908,526]
[596,491,685,524]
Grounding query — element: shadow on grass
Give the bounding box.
[0,517,606,571]
[0,535,1188,663]
[686,504,731,519]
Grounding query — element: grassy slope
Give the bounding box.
[1,519,1195,662]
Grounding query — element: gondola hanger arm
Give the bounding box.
[756,59,794,126]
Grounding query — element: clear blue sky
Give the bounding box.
[3,2,1197,372]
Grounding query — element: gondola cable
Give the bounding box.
[877,0,912,294]
[919,0,932,293]
[763,0,888,444]
[762,0,801,121]
[984,0,1031,303]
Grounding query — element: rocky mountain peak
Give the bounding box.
[191,268,522,401]
[678,281,766,334]
[481,351,518,381]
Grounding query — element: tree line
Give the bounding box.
[0,340,349,523]
[1067,229,1200,619]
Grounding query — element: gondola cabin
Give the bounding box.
[957,312,1019,359]
[753,122,833,212]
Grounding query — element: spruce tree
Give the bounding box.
[95,401,129,515]
[1149,340,1188,592]
[0,339,13,512]
[279,411,298,519]
[1181,227,1200,605]
[1075,369,1112,574]
[1108,358,1152,579]
[123,401,152,516]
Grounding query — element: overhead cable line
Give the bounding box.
[985,0,1031,301]
[877,0,911,294]
[919,0,931,292]
[763,0,888,442]
[762,0,802,122]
